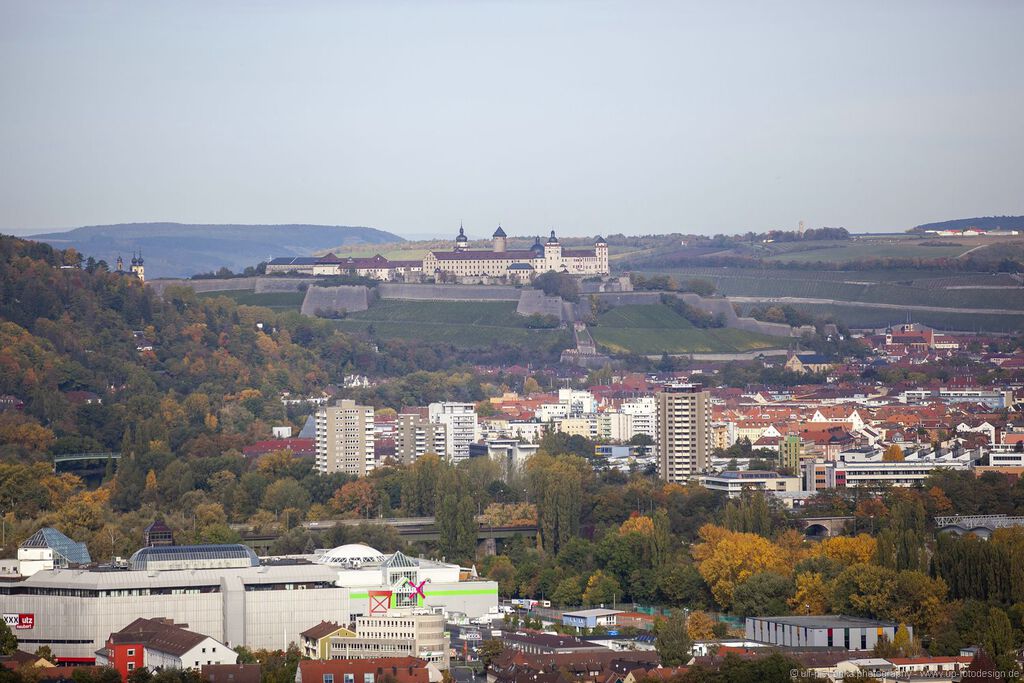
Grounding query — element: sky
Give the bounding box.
[1,1,1022,239]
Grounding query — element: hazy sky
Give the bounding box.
[2,1,1023,238]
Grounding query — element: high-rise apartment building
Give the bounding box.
[428,402,478,463]
[315,399,375,476]
[394,413,447,465]
[656,384,711,482]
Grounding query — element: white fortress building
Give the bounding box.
[421,227,609,281]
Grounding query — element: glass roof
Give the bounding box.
[21,527,92,565]
[128,544,259,571]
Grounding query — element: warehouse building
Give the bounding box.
[746,615,905,651]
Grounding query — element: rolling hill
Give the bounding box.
[28,222,404,278]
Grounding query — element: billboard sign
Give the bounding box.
[3,614,34,630]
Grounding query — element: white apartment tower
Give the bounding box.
[657,384,712,482]
[315,399,375,476]
[428,402,478,463]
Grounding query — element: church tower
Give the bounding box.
[454,224,469,252]
[116,255,124,272]
[130,252,145,281]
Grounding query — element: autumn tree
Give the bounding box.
[692,525,789,609]
[883,444,905,462]
[583,570,622,607]
[686,610,716,641]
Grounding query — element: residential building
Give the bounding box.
[316,400,376,476]
[778,434,809,473]
[428,403,478,463]
[393,414,447,465]
[294,658,434,683]
[325,611,450,670]
[657,384,712,482]
[746,616,903,651]
[201,664,261,683]
[698,471,802,498]
[96,617,237,678]
[301,622,356,660]
[562,609,622,630]
[468,439,539,480]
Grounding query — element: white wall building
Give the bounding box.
[428,403,478,463]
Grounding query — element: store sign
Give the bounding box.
[2,614,34,630]
[368,590,392,615]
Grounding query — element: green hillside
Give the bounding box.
[590,304,784,355]
[333,299,571,349]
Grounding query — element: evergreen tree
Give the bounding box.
[0,620,16,656]
[435,467,475,562]
[655,610,692,666]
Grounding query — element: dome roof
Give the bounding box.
[316,543,386,566]
[546,230,559,244]
[530,237,544,253]
[492,226,506,238]
[456,226,468,242]
[594,235,606,244]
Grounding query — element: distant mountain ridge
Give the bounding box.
[28,222,404,278]
[911,216,1024,233]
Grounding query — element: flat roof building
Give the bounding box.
[746,615,904,651]
[0,544,496,661]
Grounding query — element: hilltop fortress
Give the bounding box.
[266,226,609,282]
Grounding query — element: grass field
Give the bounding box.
[332,300,571,348]
[590,304,785,354]
[758,238,972,263]
[634,268,1024,311]
[735,303,1024,334]
[197,290,305,310]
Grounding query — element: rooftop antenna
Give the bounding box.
[798,220,805,237]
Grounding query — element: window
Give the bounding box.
[127,649,135,657]
[344,675,354,683]
[364,676,374,683]
[323,675,334,683]
[128,664,135,671]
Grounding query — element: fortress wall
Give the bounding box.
[300,286,370,316]
[378,283,521,301]
[254,277,319,293]
[516,290,566,320]
[146,278,258,297]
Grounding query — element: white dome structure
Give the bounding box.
[316,543,386,567]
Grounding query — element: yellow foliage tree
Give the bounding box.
[620,514,656,536]
[789,572,830,615]
[686,610,716,640]
[817,534,878,565]
[693,524,789,609]
[883,444,905,461]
